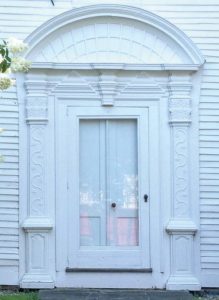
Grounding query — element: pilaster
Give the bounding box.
[166,76,201,290]
[20,78,55,288]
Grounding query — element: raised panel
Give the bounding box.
[29,233,46,271]
[174,235,191,273]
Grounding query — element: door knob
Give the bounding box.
[111,202,116,208]
[144,194,148,202]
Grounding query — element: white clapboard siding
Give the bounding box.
[0,80,19,284]
[0,0,219,287]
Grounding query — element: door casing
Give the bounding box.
[55,78,167,288]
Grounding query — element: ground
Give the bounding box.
[194,298,219,300]
[0,292,218,300]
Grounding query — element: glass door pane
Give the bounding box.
[79,119,138,247]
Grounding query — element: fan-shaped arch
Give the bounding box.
[25,4,204,67]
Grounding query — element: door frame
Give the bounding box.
[18,67,201,289]
[54,79,164,287]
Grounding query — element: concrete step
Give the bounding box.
[39,289,193,300]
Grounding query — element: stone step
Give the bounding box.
[39,289,193,300]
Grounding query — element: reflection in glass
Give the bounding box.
[79,119,138,247]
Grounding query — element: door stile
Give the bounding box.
[138,109,150,268]
[99,121,107,247]
[67,110,80,266]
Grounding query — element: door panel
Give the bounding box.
[79,120,106,247]
[106,119,138,247]
[67,107,149,269]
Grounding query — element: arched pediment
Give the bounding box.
[26,4,205,68]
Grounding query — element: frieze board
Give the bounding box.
[25,70,165,106]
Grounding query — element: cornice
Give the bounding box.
[30,63,202,72]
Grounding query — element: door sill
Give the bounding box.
[66,268,152,273]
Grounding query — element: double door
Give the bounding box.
[66,106,150,270]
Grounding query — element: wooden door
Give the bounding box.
[67,107,150,270]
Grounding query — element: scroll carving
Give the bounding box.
[168,81,192,219]
[29,125,46,216]
[173,127,189,217]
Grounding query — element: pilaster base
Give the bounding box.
[166,275,201,291]
[20,274,54,289]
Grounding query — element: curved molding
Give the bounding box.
[25,4,205,66]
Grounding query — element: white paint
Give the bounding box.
[1,0,218,290]
[25,4,204,66]
[54,70,163,287]
[66,107,149,269]
[18,4,203,290]
[19,68,201,290]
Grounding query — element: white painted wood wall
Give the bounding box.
[0,0,219,287]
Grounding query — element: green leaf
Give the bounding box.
[0,48,5,56]
[1,60,8,72]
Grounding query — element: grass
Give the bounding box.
[0,293,38,300]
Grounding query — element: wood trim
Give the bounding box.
[30,62,202,71]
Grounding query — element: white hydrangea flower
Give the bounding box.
[5,67,11,74]
[7,37,28,54]
[0,74,16,90]
[11,57,31,73]
[0,54,3,64]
